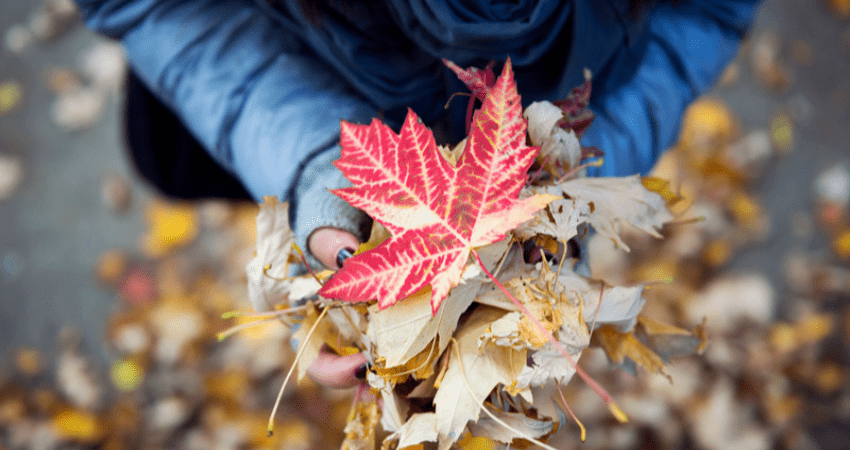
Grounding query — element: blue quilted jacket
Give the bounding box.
[75,0,759,265]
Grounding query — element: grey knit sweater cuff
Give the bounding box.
[291,145,370,272]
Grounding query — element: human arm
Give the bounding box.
[75,0,376,270]
[584,0,761,177]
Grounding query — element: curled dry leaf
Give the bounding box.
[552,68,595,137]
[433,307,527,450]
[524,100,583,174]
[246,197,295,311]
[595,326,667,377]
[466,408,555,445]
[515,185,591,243]
[383,412,438,450]
[368,265,482,368]
[341,399,379,450]
[442,59,495,101]
[560,175,675,251]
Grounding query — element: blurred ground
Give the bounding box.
[0,1,147,367]
[0,0,849,449]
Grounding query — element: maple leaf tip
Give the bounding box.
[430,298,443,316]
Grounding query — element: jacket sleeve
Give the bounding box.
[74,0,377,200]
[584,0,760,177]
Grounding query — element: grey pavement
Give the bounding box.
[1,3,152,369]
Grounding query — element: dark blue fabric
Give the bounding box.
[74,0,760,199]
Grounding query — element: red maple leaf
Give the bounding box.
[318,59,555,314]
[442,59,496,102]
[552,70,595,138]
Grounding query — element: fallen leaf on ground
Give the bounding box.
[141,200,199,258]
[0,81,23,115]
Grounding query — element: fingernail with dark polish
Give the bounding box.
[354,363,369,380]
[336,247,355,268]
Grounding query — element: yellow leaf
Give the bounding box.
[110,357,144,392]
[702,239,733,268]
[769,314,832,355]
[796,313,833,345]
[769,323,797,355]
[374,338,439,385]
[507,268,563,349]
[54,409,104,443]
[633,259,677,284]
[595,326,665,376]
[458,434,496,450]
[832,228,850,259]
[728,191,763,232]
[204,370,250,405]
[357,221,392,254]
[231,315,286,342]
[770,114,794,153]
[813,362,844,394]
[342,399,379,450]
[637,316,690,336]
[678,98,735,159]
[827,0,850,17]
[94,249,128,285]
[141,200,198,257]
[0,81,23,115]
[15,348,43,376]
[642,176,683,207]
[276,420,314,449]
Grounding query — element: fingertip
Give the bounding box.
[308,228,361,270]
[306,350,368,389]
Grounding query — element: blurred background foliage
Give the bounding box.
[1,0,849,448]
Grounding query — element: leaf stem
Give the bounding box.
[221,304,308,320]
[471,249,627,423]
[555,381,586,442]
[528,154,551,184]
[292,243,323,286]
[556,158,605,184]
[465,95,476,135]
[443,91,474,110]
[267,304,330,436]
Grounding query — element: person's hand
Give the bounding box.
[308,227,359,272]
[305,227,366,388]
[306,349,368,389]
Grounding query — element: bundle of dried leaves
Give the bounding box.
[238,60,701,450]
